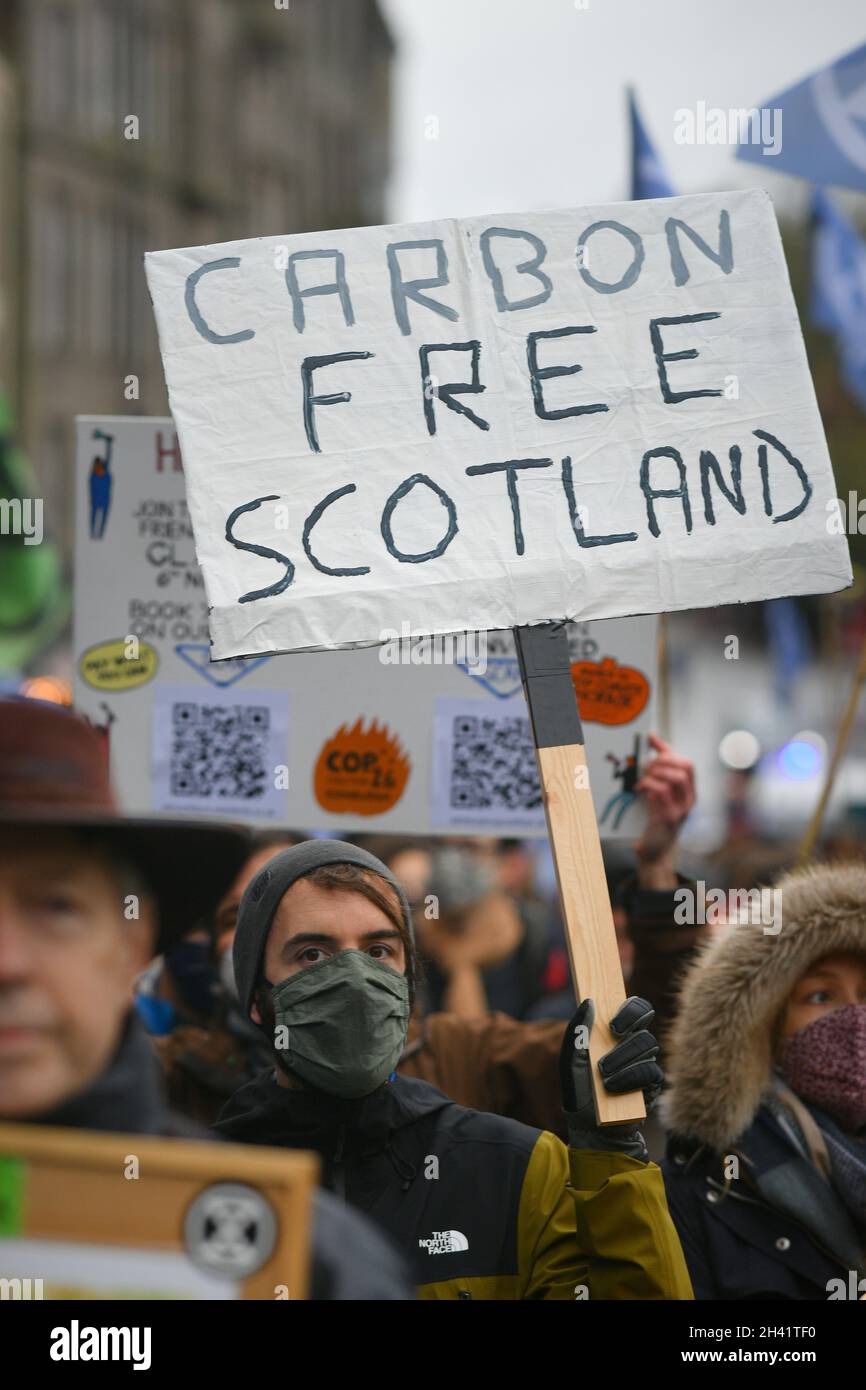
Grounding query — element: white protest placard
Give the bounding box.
[144,189,851,661]
[72,417,655,838]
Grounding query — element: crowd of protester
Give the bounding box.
[1,693,864,1300]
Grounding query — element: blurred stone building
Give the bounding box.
[0,0,392,559]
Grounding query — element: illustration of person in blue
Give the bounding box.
[89,429,114,539]
[600,736,641,829]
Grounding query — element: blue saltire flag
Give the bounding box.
[810,188,866,411]
[628,88,676,200]
[736,42,866,193]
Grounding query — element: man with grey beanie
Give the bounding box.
[216,837,693,1300]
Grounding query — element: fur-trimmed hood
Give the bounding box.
[662,862,866,1152]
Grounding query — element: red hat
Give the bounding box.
[0,697,251,949]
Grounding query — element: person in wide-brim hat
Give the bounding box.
[0,695,250,950]
[0,695,249,1126]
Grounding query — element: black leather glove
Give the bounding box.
[559,996,663,1162]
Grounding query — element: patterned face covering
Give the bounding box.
[779,1003,866,1134]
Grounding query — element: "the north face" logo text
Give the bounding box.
[418,1230,469,1255]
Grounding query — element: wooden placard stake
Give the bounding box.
[514,621,646,1127]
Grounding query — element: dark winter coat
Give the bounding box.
[664,1100,863,1299]
[215,1067,693,1300]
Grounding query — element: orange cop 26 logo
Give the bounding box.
[314,718,410,815]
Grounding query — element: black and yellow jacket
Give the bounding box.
[215,1071,692,1300]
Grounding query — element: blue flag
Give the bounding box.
[736,42,866,193]
[763,597,811,705]
[628,89,675,200]
[811,188,866,410]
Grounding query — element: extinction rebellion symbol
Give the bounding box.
[183,1182,277,1277]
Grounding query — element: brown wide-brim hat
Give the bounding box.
[0,696,251,951]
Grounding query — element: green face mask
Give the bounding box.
[270,950,411,1099]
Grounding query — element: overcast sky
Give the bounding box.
[379,0,866,222]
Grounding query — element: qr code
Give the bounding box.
[170,701,271,801]
[449,714,542,812]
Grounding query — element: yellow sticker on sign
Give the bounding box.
[78,639,158,692]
